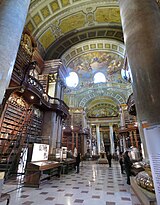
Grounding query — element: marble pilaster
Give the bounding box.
[42,111,57,155]
[96,124,101,154]
[109,124,115,155]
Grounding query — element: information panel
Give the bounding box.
[31,143,49,162]
[143,124,160,205]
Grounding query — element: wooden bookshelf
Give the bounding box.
[0,93,44,178]
[26,108,43,143]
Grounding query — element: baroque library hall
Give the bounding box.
[0,0,160,205]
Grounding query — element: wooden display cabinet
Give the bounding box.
[62,158,76,174]
[25,161,61,187]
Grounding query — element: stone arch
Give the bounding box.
[78,90,126,108]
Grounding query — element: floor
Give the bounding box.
[1,161,142,205]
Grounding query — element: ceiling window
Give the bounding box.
[121,69,131,82]
[66,72,79,88]
[94,72,106,83]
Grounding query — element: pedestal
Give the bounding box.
[98,152,108,164]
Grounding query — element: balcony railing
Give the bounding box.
[23,75,69,117]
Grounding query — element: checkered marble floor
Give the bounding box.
[1,161,142,205]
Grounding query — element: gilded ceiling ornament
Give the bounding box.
[86,12,95,26]
[51,23,62,38]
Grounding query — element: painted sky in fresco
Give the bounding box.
[67,51,124,89]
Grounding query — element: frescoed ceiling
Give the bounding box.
[66,51,123,86]
[62,39,131,119]
[62,39,125,88]
[86,98,119,118]
[26,0,132,121]
[26,0,123,59]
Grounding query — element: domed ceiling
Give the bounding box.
[26,0,132,121]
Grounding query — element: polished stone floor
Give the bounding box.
[1,161,142,205]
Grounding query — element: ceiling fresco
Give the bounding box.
[26,0,122,58]
[67,51,123,87]
[87,105,118,118]
[86,98,119,118]
[62,39,127,94]
[61,39,131,119]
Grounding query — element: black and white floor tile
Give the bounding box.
[1,161,142,205]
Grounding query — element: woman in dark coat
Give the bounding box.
[76,153,81,173]
[107,152,112,167]
[123,151,132,185]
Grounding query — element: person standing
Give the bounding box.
[76,153,81,173]
[119,152,124,174]
[123,151,132,185]
[107,152,112,167]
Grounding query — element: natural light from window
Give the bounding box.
[94,72,106,83]
[66,72,79,88]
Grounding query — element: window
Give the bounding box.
[66,72,79,88]
[94,72,106,83]
[121,69,131,82]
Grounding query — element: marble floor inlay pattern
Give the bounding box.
[1,161,142,205]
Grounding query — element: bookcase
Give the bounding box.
[62,133,72,151]
[0,94,28,143]
[26,108,43,143]
[0,93,44,178]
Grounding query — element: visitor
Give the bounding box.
[76,153,81,173]
[123,151,133,185]
[119,152,124,174]
[107,152,112,167]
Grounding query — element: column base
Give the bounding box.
[98,152,108,164]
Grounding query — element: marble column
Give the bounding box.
[0,0,30,104]
[109,124,115,155]
[119,0,160,124]
[96,124,101,154]
[42,111,57,155]
[82,110,87,129]
[122,135,126,152]
[83,135,87,154]
[120,137,123,152]
[119,105,126,129]
[119,105,127,152]
[119,0,160,203]
[56,115,62,148]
